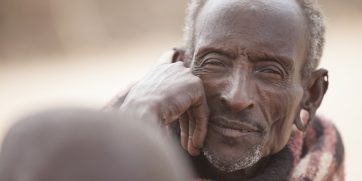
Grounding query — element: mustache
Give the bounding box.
[208,110,265,131]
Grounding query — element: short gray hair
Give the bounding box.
[183,0,325,77]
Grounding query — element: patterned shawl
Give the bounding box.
[242,117,345,181]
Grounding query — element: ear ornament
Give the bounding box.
[295,109,311,131]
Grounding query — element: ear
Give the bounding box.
[171,47,186,63]
[296,68,329,131]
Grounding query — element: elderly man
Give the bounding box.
[106,0,344,180]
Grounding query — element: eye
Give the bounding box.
[201,59,225,67]
[259,68,280,74]
[256,66,284,79]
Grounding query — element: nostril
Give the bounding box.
[220,96,227,105]
[247,102,254,109]
[220,95,254,112]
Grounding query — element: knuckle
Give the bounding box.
[162,104,183,123]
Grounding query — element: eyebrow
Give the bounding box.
[195,46,238,60]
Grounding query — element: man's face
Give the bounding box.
[190,0,309,172]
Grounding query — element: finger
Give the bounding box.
[187,111,200,156]
[162,109,199,155]
[191,93,209,149]
[179,113,189,151]
[188,135,200,156]
[162,80,204,125]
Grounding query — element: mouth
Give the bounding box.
[209,118,260,138]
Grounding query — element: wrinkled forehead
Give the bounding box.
[194,0,308,61]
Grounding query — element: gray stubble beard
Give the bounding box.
[202,144,263,173]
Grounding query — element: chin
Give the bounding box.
[202,126,265,172]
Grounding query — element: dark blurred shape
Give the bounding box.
[0,108,192,181]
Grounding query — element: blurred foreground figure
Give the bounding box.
[0,109,192,181]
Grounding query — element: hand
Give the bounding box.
[119,61,209,156]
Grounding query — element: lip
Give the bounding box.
[209,118,260,138]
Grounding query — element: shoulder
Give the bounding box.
[307,116,344,160]
[290,116,345,180]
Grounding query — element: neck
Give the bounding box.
[191,154,271,181]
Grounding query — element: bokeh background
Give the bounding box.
[0,0,361,179]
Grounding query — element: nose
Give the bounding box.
[220,73,254,112]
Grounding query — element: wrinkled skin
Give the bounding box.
[118,0,328,180]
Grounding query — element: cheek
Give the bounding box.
[255,84,303,154]
[198,74,229,100]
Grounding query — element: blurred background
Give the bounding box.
[0,0,361,179]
